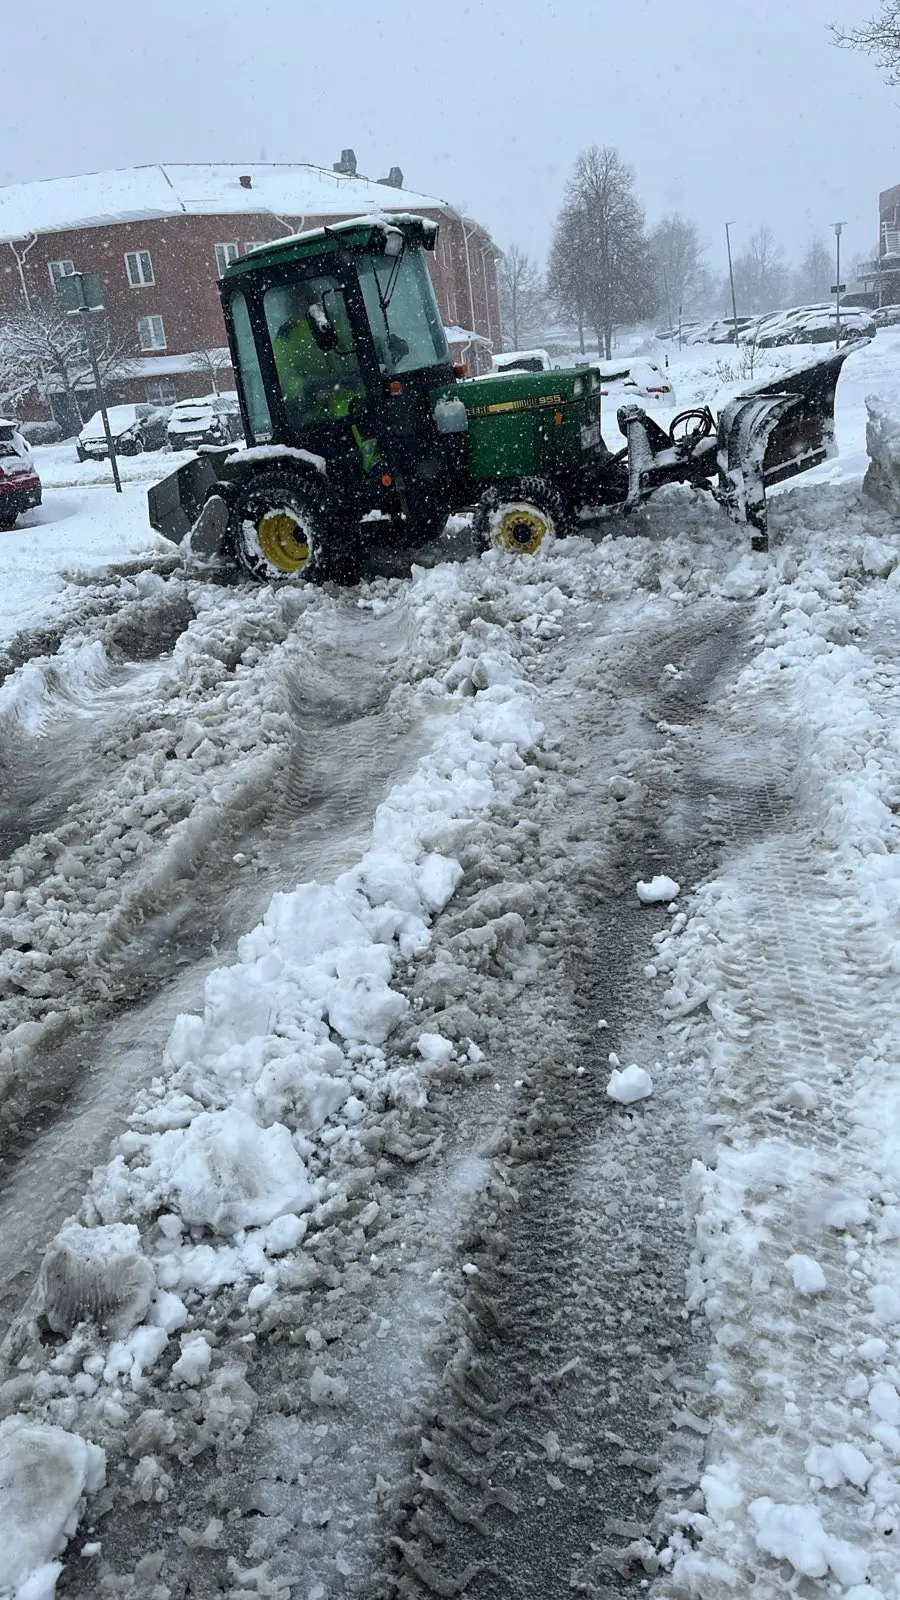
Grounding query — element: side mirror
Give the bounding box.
[307,301,339,352]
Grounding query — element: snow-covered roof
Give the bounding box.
[0,163,450,245]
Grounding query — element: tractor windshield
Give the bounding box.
[263,273,366,432]
[357,249,450,377]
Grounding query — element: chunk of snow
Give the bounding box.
[748,1498,830,1577]
[636,875,680,904]
[36,1223,155,1340]
[805,1441,872,1488]
[868,1379,900,1424]
[309,1367,348,1406]
[869,1283,900,1323]
[786,1253,827,1294]
[146,1109,316,1235]
[171,1334,213,1386]
[606,1065,653,1104]
[416,1031,454,1064]
[0,1416,106,1596]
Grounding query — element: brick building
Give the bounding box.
[854,182,900,307]
[0,160,501,424]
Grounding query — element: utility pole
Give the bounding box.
[662,264,673,337]
[831,222,845,350]
[55,271,121,493]
[725,222,739,343]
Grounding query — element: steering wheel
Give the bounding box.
[668,407,715,449]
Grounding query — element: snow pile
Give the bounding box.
[0,1417,106,1599]
[864,393,900,514]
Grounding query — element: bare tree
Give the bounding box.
[728,225,790,315]
[649,214,708,325]
[0,296,137,425]
[831,4,900,81]
[547,201,592,353]
[189,346,234,394]
[497,245,545,351]
[549,146,655,358]
[793,236,832,304]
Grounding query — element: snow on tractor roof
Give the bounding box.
[0,164,447,244]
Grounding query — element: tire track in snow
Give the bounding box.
[650,603,900,1595]
[371,605,757,1599]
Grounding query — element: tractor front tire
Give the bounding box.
[472,476,575,557]
[228,467,356,584]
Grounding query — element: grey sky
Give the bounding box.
[8,0,899,284]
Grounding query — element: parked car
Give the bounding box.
[596,359,676,405]
[166,393,244,451]
[873,305,900,329]
[0,419,41,529]
[490,349,552,375]
[746,303,876,348]
[76,403,171,462]
[685,317,756,345]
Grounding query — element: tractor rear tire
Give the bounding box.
[227,467,357,584]
[472,476,575,556]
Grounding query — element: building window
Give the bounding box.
[138,315,166,351]
[145,378,176,406]
[243,241,265,255]
[48,260,75,285]
[125,250,154,287]
[215,242,239,277]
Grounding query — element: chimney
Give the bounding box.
[239,174,252,189]
[377,167,404,189]
[333,149,358,176]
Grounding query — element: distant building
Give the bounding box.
[0,160,501,424]
[854,183,900,306]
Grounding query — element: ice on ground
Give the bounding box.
[0,1416,106,1597]
[636,875,679,904]
[606,1064,653,1104]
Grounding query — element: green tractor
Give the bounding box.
[149,215,862,579]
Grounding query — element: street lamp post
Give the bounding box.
[725,222,739,343]
[831,222,845,350]
[54,271,121,493]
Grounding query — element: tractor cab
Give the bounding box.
[148,216,471,578]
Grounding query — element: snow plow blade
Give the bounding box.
[147,450,229,545]
[715,338,868,549]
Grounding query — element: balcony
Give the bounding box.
[858,256,900,282]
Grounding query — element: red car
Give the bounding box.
[0,420,41,529]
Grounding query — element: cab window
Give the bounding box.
[357,250,450,376]
[263,274,365,431]
[229,292,272,442]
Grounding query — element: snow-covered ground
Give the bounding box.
[2,339,900,1597]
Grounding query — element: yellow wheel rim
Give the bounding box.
[491,503,552,555]
[255,510,310,572]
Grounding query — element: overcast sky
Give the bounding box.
[7,0,899,283]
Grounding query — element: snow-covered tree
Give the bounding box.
[497,245,545,351]
[649,214,709,324]
[548,146,656,358]
[727,225,790,315]
[0,297,137,425]
[792,236,832,304]
[832,4,900,81]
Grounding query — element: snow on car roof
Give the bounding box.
[0,164,448,244]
